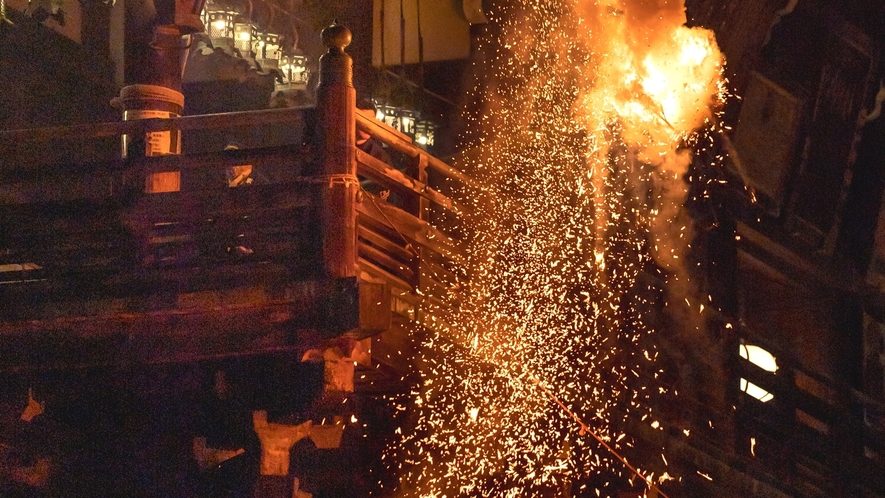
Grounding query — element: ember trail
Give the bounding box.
[390,1,725,496]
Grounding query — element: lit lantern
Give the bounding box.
[414,119,435,148]
[201,1,237,42]
[375,103,399,128]
[254,31,281,63]
[233,18,258,56]
[278,52,308,89]
[371,100,436,149]
[398,110,416,135]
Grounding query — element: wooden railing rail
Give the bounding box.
[355,148,466,215]
[357,191,465,261]
[0,106,313,143]
[351,109,469,324]
[355,111,478,189]
[1,144,314,200]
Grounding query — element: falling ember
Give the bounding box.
[389,0,725,496]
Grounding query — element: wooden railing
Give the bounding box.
[355,115,467,282]
[351,112,470,371]
[0,109,320,364]
[0,96,472,371]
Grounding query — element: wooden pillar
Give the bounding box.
[115,0,204,192]
[317,23,358,279]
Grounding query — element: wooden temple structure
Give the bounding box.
[0,1,884,496]
[0,18,469,496]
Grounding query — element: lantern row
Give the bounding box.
[373,100,435,149]
[200,0,309,90]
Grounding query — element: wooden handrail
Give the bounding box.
[4,144,314,185]
[358,257,414,292]
[355,112,478,189]
[355,148,467,215]
[0,106,313,143]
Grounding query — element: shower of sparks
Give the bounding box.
[385,0,726,496]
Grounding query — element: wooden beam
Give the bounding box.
[131,144,313,175]
[358,257,414,293]
[0,274,384,371]
[0,301,304,370]
[4,144,313,183]
[0,194,320,275]
[358,225,416,263]
[357,111,414,143]
[0,256,320,310]
[419,259,462,289]
[0,222,317,277]
[358,241,416,285]
[123,182,319,224]
[736,221,862,293]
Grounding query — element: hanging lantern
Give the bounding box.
[254,31,281,65]
[371,99,436,149]
[373,102,399,129]
[233,17,258,56]
[201,0,238,42]
[398,109,416,135]
[277,51,309,90]
[414,119,435,148]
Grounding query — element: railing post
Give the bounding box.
[317,23,358,279]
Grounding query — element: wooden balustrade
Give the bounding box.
[351,110,468,332]
[0,106,312,144]
[0,64,471,373]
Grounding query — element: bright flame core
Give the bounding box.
[389,1,726,496]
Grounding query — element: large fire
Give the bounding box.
[386,1,726,496]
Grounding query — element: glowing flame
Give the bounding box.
[388,0,726,496]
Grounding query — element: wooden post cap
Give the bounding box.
[318,21,353,87]
[321,22,352,53]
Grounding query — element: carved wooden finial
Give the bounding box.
[321,21,352,53]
